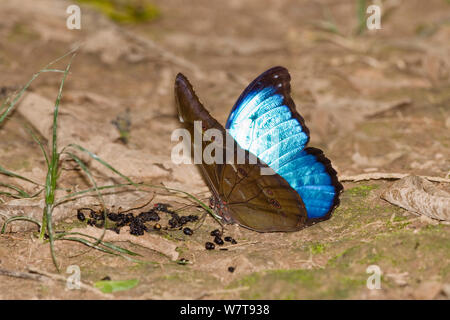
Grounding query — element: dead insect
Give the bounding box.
[210,229,222,237]
[183,227,193,236]
[205,242,215,250]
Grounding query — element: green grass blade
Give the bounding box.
[1,216,42,234]
[55,183,138,205]
[0,46,78,125]
[0,164,42,186]
[58,231,141,256]
[355,0,367,35]
[25,126,49,168]
[65,143,138,187]
[0,183,32,198]
[63,152,104,206]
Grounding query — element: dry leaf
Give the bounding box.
[381,176,450,221]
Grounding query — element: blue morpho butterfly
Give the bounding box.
[174,66,343,232]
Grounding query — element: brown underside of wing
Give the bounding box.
[175,73,308,232]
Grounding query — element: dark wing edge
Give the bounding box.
[302,147,344,225]
[225,66,311,145]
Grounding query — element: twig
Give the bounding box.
[0,267,46,281]
[27,267,112,298]
[339,173,450,183]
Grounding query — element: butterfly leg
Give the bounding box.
[209,196,235,225]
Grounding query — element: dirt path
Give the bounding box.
[0,0,449,299]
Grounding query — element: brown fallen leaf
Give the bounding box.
[381,176,450,221]
[71,226,179,261]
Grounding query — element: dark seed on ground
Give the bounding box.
[228,266,235,273]
[138,210,160,222]
[101,276,111,281]
[224,236,233,242]
[210,229,222,237]
[183,227,193,236]
[214,236,224,245]
[231,239,237,244]
[154,203,170,212]
[76,210,86,222]
[205,242,215,250]
[187,215,199,222]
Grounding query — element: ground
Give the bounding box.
[0,0,449,299]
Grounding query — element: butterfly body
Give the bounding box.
[175,67,342,232]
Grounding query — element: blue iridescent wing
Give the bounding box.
[226,66,343,219]
[175,73,308,232]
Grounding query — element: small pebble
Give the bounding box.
[183,227,193,236]
[205,242,215,250]
[153,223,161,230]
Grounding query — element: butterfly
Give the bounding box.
[174,66,343,232]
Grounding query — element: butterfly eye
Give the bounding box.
[237,168,248,177]
[269,198,281,209]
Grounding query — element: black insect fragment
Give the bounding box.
[183,227,193,236]
[228,267,235,273]
[205,242,215,250]
[129,217,147,236]
[138,210,160,222]
[76,209,86,222]
[153,203,171,212]
[210,229,222,237]
[214,236,224,245]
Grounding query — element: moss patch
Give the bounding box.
[78,0,160,24]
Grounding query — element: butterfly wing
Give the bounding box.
[175,73,308,232]
[226,66,343,219]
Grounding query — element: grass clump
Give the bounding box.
[0,49,218,271]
